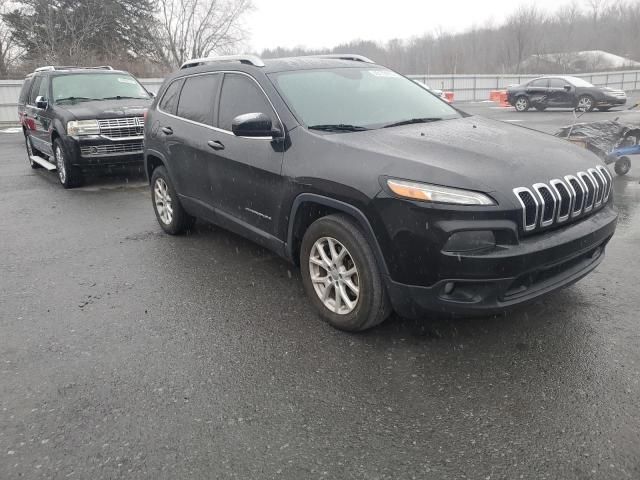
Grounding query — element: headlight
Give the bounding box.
[387,179,495,206]
[67,120,100,136]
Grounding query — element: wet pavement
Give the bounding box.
[1,117,639,479]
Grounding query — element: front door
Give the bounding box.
[205,72,286,238]
[547,78,573,108]
[26,76,54,156]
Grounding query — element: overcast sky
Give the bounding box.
[247,0,567,51]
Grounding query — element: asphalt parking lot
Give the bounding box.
[1,102,639,479]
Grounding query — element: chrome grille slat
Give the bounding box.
[514,166,612,234]
[98,117,144,139]
[80,142,144,157]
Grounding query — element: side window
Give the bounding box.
[28,77,42,104]
[19,78,33,104]
[36,77,49,100]
[218,74,276,132]
[529,79,548,88]
[176,74,220,125]
[549,78,568,89]
[158,79,184,115]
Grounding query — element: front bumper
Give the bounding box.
[599,96,627,107]
[384,205,617,318]
[63,135,144,167]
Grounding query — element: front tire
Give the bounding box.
[151,166,195,234]
[53,139,82,188]
[576,95,595,112]
[514,96,530,112]
[614,156,631,176]
[300,214,391,332]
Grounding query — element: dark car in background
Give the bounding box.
[507,75,627,112]
[18,66,153,188]
[144,54,617,332]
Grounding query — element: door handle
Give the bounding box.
[208,140,225,151]
[161,126,173,135]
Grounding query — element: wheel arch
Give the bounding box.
[144,149,168,184]
[285,193,389,275]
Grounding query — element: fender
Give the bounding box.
[144,148,170,182]
[285,193,390,276]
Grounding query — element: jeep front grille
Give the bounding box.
[513,165,612,233]
[98,117,144,139]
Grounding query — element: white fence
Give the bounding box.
[407,70,640,101]
[1,71,639,125]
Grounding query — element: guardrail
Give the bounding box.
[1,71,639,125]
[407,70,640,101]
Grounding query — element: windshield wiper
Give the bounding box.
[101,96,148,100]
[55,96,95,104]
[308,124,370,132]
[383,117,443,128]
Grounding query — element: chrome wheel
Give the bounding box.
[154,178,174,225]
[577,96,593,111]
[515,97,529,111]
[55,145,66,183]
[309,237,360,315]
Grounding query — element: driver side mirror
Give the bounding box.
[232,112,281,138]
[563,85,572,91]
[35,95,48,109]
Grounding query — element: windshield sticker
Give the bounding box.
[117,77,137,84]
[369,70,400,78]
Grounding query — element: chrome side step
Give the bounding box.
[30,155,57,171]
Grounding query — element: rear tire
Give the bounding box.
[151,165,195,234]
[614,156,631,176]
[25,134,42,169]
[514,96,530,112]
[300,214,391,332]
[53,138,83,188]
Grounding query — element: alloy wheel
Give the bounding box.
[577,96,593,111]
[154,178,174,225]
[515,97,528,111]
[308,236,360,315]
[56,145,66,184]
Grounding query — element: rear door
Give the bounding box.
[156,74,221,204]
[525,78,549,106]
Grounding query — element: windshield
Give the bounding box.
[52,73,150,103]
[269,67,461,129]
[565,76,594,88]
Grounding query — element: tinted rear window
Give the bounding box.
[158,79,184,116]
[176,74,220,126]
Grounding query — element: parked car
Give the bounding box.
[413,80,450,102]
[18,66,153,188]
[507,76,627,112]
[144,54,618,331]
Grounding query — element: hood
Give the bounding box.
[58,98,151,120]
[320,116,605,197]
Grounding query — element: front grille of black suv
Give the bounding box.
[513,165,612,233]
[98,117,144,139]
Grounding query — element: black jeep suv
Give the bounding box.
[144,54,618,331]
[18,66,153,188]
[507,75,627,112]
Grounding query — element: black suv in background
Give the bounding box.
[507,75,627,112]
[18,66,153,188]
[144,54,618,331]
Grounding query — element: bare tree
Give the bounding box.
[154,0,253,68]
[503,6,546,73]
[0,0,22,77]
